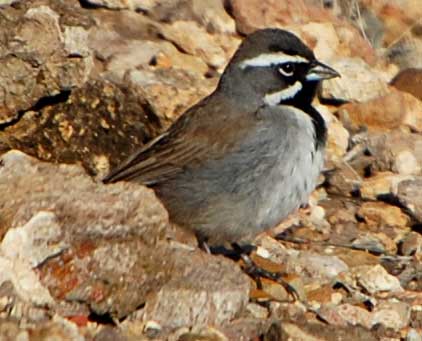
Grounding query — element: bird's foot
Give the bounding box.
[231,243,300,301]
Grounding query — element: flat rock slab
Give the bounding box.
[0,150,249,326]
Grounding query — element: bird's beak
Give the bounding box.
[306,60,340,81]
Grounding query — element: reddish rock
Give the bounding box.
[338,88,422,133]
[391,68,422,101]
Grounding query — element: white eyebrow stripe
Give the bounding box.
[240,52,309,69]
[264,81,303,106]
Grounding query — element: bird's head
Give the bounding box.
[219,28,340,108]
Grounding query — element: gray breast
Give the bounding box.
[253,105,324,234]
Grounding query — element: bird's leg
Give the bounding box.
[231,242,299,299]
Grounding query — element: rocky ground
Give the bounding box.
[0,0,422,340]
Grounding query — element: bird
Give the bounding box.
[103,28,340,248]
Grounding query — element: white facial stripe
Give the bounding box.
[264,81,303,106]
[240,52,309,69]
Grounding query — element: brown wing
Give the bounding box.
[102,94,239,185]
[102,113,208,185]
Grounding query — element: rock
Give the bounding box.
[350,234,389,254]
[297,22,340,61]
[104,39,209,80]
[93,326,127,341]
[0,147,170,250]
[219,318,269,341]
[293,252,349,281]
[337,87,422,133]
[366,131,422,176]
[142,253,249,331]
[317,305,348,327]
[372,301,411,331]
[307,285,342,307]
[333,303,372,329]
[400,232,422,256]
[354,264,403,294]
[127,67,216,122]
[407,328,422,341]
[391,68,422,101]
[229,0,336,35]
[0,315,86,341]
[0,0,20,6]
[64,25,91,58]
[0,4,93,125]
[0,79,162,176]
[339,2,385,48]
[136,0,236,34]
[386,31,422,70]
[318,104,350,164]
[1,211,67,270]
[83,0,134,10]
[259,278,289,302]
[360,171,414,200]
[357,202,409,229]
[326,161,362,196]
[321,57,389,102]
[158,20,228,69]
[245,303,269,319]
[279,320,377,341]
[397,178,422,222]
[0,150,249,323]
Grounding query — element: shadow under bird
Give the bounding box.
[103,28,340,248]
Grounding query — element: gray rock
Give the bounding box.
[143,252,249,330]
[293,252,349,280]
[397,178,422,222]
[367,131,422,176]
[387,34,422,70]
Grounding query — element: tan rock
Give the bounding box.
[105,39,209,80]
[354,264,403,294]
[260,278,289,302]
[360,171,414,200]
[400,231,422,256]
[158,20,227,68]
[338,88,422,133]
[297,22,340,62]
[318,104,350,164]
[357,201,409,228]
[321,57,389,102]
[128,67,217,121]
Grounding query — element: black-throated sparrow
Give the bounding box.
[103,28,339,247]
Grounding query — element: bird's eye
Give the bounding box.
[279,63,295,77]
